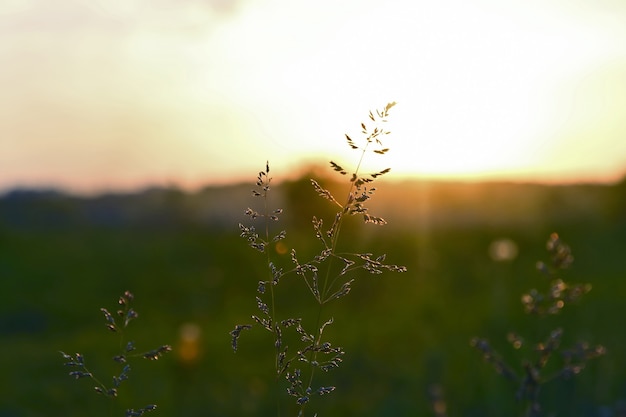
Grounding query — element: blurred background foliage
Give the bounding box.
[1,172,626,416]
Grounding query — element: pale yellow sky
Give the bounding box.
[1,0,626,193]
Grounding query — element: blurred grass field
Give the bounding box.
[1,177,625,416]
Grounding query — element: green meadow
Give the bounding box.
[1,176,625,416]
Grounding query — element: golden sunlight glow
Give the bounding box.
[198,0,626,184]
[1,0,626,192]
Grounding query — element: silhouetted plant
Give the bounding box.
[231,102,406,416]
[60,291,172,416]
[471,233,605,417]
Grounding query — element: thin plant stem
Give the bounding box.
[300,138,371,416]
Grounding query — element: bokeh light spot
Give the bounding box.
[488,238,519,262]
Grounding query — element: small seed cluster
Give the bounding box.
[61,291,171,416]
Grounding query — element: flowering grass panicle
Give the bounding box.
[231,102,406,416]
[471,233,605,417]
[60,291,171,416]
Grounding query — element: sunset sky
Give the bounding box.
[1,0,626,194]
